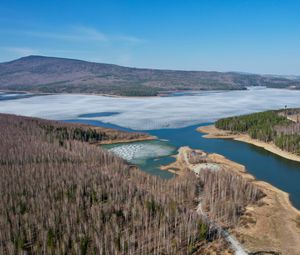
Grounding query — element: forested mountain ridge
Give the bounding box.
[215,109,300,155]
[0,55,299,96]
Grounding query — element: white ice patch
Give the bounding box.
[0,92,32,98]
[0,93,21,97]
[1,87,300,130]
[107,142,175,162]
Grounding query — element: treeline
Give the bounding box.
[0,114,228,254]
[40,122,149,144]
[33,83,162,96]
[215,109,300,155]
[215,111,289,142]
[3,113,149,145]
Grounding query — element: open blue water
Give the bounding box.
[78,112,120,118]
[64,118,300,209]
[149,124,300,209]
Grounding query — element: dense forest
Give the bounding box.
[0,114,235,255]
[215,109,300,155]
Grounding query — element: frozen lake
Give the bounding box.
[1,87,300,130]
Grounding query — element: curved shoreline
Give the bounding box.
[161,146,300,254]
[197,125,300,163]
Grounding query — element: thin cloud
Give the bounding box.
[114,35,145,43]
[2,26,144,44]
[72,26,108,41]
[21,26,108,43]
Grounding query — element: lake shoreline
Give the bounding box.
[0,88,246,99]
[197,124,300,163]
[161,146,300,255]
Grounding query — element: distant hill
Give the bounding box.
[0,55,299,96]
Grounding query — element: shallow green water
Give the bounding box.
[102,140,176,179]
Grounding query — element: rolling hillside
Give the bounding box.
[0,55,299,96]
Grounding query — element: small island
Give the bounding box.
[198,108,300,162]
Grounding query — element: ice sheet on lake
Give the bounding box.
[106,141,175,162]
[1,87,300,130]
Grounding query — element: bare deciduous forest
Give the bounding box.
[0,114,219,255]
[198,169,263,227]
[0,113,263,254]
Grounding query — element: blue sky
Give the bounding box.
[0,0,300,75]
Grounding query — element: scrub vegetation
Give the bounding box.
[216,109,300,155]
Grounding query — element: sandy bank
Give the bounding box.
[161,146,300,255]
[197,125,300,163]
[160,146,247,177]
[227,158,300,255]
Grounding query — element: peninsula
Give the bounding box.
[198,109,300,162]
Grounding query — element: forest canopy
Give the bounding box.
[215,109,300,155]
